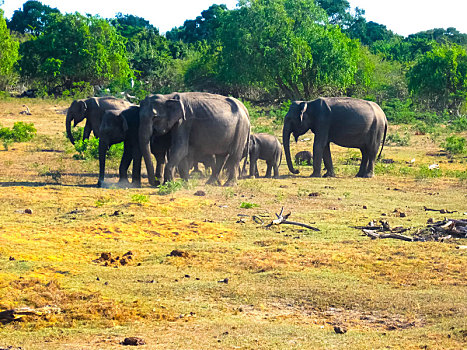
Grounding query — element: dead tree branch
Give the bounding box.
[266,207,320,231]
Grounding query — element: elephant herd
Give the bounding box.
[65,93,388,188]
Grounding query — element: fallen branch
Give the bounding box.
[266,207,320,231]
[362,229,413,242]
[423,206,457,214]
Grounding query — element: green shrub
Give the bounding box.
[0,122,36,150]
[158,180,186,195]
[131,194,149,203]
[448,116,467,132]
[442,135,467,155]
[240,201,259,209]
[73,137,124,161]
[387,131,411,146]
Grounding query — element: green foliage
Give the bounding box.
[407,44,467,114]
[158,180,186,195]
[18,12,131,92]
[240,201,259,209]
[131,193,149,203]
[442,135,467,155]
[448,116,467,132]
[0,121,36,150]
[216,0,360,99]
[387,131,411,146]
[7,0,60,36]
[72,137,124,161]
[0,9,20,90]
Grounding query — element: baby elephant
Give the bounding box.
[295,150,313,166]
[246,133,282,178]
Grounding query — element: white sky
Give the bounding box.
[1,0,467,37]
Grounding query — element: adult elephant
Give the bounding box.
[66,96,132,144]
[283,97,387,178]
[139,92,250,186]
[97,106,171,188]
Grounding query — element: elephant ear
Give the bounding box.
[299,102,307,122]
[72,100,88,125]
[166,95,186,122]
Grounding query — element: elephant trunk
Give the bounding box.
[282,121,299,174]
[66,113,75,145]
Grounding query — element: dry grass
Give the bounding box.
[0,99,466,349]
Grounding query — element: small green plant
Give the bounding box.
[73,137,124,160]
[131,193,149,203]
[240,201,259,209]
[387,131,411,146]
[448,116,467,132]
[442,135,466,155]
[158,180,186,195]
[95,197,112,207]
[0,122,36,150]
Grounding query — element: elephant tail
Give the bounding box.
[377,121,388,160]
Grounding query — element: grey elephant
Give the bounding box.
[295,150,312,166]
[244,133,282,178]
[97,106,171,187]
[66,96,132,144]
[283,97,387,178]
[139,92,250,186]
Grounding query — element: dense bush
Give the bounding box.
[0,121,36,149]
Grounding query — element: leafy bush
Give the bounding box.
[73,137,124,161]
[158,180,186,195]
[448,116,467,132]
[0,121,36,150]
[240,201,259,209]
[442,135,466,155]
[387,131,411,146]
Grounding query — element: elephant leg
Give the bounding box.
[118,144,132,185]
[249,157,257,178]
[83,120,93,141]
[178,157,190,181]
[97,141,110,187]
[207,155,226,185]
[322,143,335,177]
[130,148,142,188]
[153,151,166,186]
[363,147,377,178]
[356,148,369,178]
[164,140,188,183]
[311,134,327,177]
[273,158,280,179]
[265,161,273,178]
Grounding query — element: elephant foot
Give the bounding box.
[97,180,104,188]
[224,179,238,187]
[310,172,321,178]
[131,181,142,188]
[206,176,221,186]
[323,172,336,178]
[357,172,374,178]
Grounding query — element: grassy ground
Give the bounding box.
[0,98,466,349]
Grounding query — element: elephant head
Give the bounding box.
[282,101,309,174]
[66,99,87,144]
[139,94,185,186]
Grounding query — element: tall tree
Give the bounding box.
[19,13,131,90]
[0,9,19,89]
[214,0,360,99]
[407,43,467,114]
[166,4,227,43]
[7,0,60,36]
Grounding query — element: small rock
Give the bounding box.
[100,252,112,261]
[24,208,33,214]
[168,249,189,258]
[120,258,128,266]
[9,256,15,261]
[121,337,146,346]
[363,205,367,209]
[194,190,206,196]
[308,192,320,197]
[333,325,347,334]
